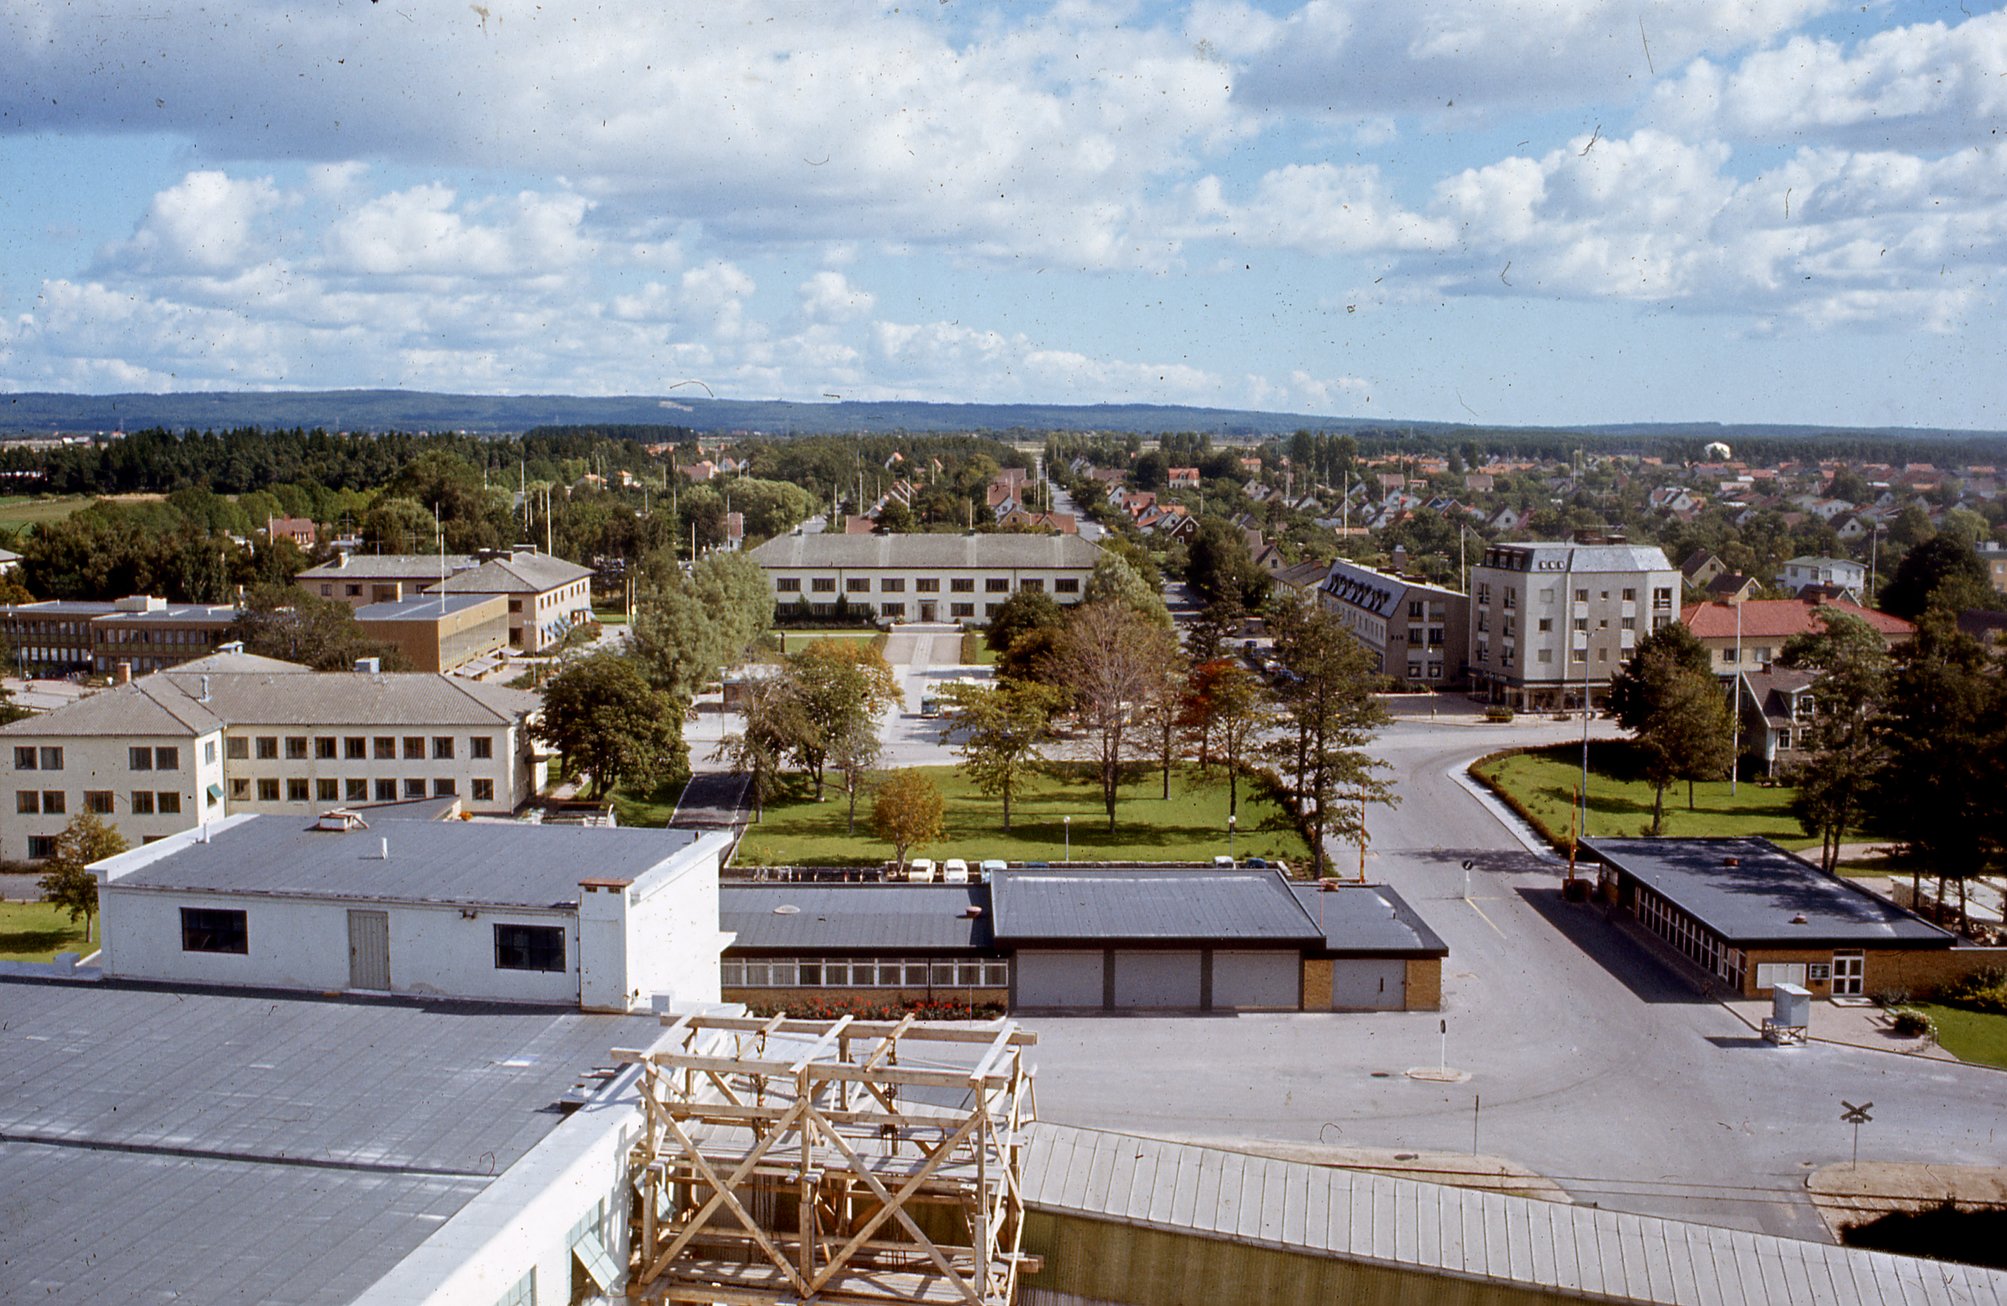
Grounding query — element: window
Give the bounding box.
[433,737,454,759]
[915,578,939,593]
[40,790,64,814]
[776,576,801,592]
[284,737,308,760]
[230,777,250,800]
[257,778,280,802]
[404,778,426,799]
[181,908,248,954]
[85,790,113,814]
[880,603,903,617]
[317,778,340,802]
[156,791,181,815]
[951,602,974,618]
[204,740,217,765]
[1653,586,1674,608]
[1409,600,1425,618]
[256,736,278,760]
[227,736,249,760]
[375,779,397,802]
[1621,616,1636,629]
[985,578,1010,593]
[1537,649,1553,663]
[508,599,523,613]
[281,778,305,802]
[1777,728,1794,750]
[315,736,337,759]
[13,746,35,771]
[472,778,496,802]
[129,746,154,772]
[950,578,974,593]
[1622,588,1637,602]
[27,835,57,859]
[879,578,904,593]
[155,747,178,770]
[432,778,457,797]
[985,603,1002,617]
[403,737,425,759]
[1476,584,1490,604]
[811,577,836,592]
[374,737,396,760]
[16,791,37,814]
[470,736,493,760]
[1571,647,1586,664]
[131,790,155,815]
[1054,578,1079,594]
[346,778,368,802]
[494,923,566,972]
[845,578,870,593]
[1754,962,1806,990]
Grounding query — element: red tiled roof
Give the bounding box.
[1683,598,1913,641]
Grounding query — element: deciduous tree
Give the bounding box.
[872,770,945,873]
[1266,599,1394,874]
[1609,623,1733,835]
[1779,609,1893,872]
[541,653,687,799]
[38,811,128,944]
[1186,658,1269,820]
[942,677,1060,830]
[230,585,406,672]
[1057,601,1171,832]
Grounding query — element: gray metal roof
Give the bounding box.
[1289,883,1450,957]
[990,869,1321,944]
[107,814,709,908]
[1583,837,1955,947]
[748,532,1102,571]
[355,591,502,622]
[432,550,593,595]
[1020,1123,2007,1306]
[298,552,480,580]
[0,976,657,1305]
[721,883,992,951]
[0,678,225,738]
[92,603,237,625]
[1481,542,1676,573]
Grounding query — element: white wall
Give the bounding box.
[578,831,728,1012]
[219,724,528,815]
[2,728,222,861]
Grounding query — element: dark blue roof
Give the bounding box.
[721,883,990,951]
[1289,883,1449,957]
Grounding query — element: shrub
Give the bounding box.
[1940,966,2007,1015]
[1888,1008,1937,1039]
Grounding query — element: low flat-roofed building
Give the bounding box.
[720,871,1445,1013]
[431,548,595,653]
[1317,559,1470,689]
[95,813,732,1010]
[355,591,510,672]
[0,595,237,676]
[748,532,1102,625]
[1581,836,1988,999]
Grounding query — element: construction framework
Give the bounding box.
[618,1013,1039,1306]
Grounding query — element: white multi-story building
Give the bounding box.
[1777,555,1866,599]
[747,533,1103,624]
[1316,560,1470,688]
[1467,541,1680,710]
[0,651,543,861]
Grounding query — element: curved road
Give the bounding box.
[1025,714,2007,1239]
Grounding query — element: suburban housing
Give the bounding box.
[747,532,1103,623]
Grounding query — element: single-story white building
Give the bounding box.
[92,812,733,1011]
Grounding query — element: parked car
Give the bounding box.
[942,858,970,884]
[979,859,1008,882]
[1243,857,1268,869]
[908,858,937,883]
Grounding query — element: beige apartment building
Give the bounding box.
[1467,541,1680,709]
[300,548,595,653]
[297,553,481,608]
[0,651,543,861]
[1316,559,1470,688]
[748,533,1102,623]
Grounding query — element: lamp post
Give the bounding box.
[1228,813,1236,856]
[1063,815,1071,864]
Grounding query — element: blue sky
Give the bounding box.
[1,0,2002,428]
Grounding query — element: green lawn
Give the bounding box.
[0,900,94,962]
[0,494,93,532]
[733,762,1310,869]
[1916,1004,2007,1070]
[590,605,630,626]
[611,778,684,828]
[1472,742,1813,847]
[960,631,998,665]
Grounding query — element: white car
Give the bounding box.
[942,859,970,884]
[907,858,937,883]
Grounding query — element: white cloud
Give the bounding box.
[1189,164,1453,253]
[107,171,284,276]
[798,271,876,324]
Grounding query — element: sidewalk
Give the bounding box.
[1722,997,1960,1063]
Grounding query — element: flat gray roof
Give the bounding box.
[1584,837,1955,947]
[748,532,1102,571]
[355,591,503,621]
[721,883,992,951]
[990,869,1320,944]
[1290,883,1450,957]
[0,977,656,1305]
[108,815,708,908]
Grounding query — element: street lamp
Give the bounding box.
[1228,813,1236,856]
[1063,815,1071,864]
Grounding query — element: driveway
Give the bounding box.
[1022,715,2007,1240]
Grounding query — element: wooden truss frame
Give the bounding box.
[617,1012,1039,1306]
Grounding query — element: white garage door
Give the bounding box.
[1331,959,1406,1011]
[1212,951,1300,1010]
[1015,951,1104,1008]
[1113,951,1203,1009]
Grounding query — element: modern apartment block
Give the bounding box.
[0,596,239,677]
[1316,559,1470,688]
[747,533,1102,623]
[0,651,543,860]
[1467,541,1680,709]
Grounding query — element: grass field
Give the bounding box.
[766,630,886,660]
[1916,1004,2007,1070]
[0,900,93,962]
[611,778,684,829]
[732,762,1310,869]
[0,495,93,532]
[1472,741,1813,847]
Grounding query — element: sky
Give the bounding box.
[1,1,2003,429]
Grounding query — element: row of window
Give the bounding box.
[721,957,1011,988]
[13,747,63,771]
[776,575,1081,596]
[228,775,497,803]
[228,734,495,762]
[178,908,566,973]
[1476,584,1673,608]
[1634,886,1745,989]
[17,789,190,816]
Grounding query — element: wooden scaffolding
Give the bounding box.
[617,1013,1039,1306]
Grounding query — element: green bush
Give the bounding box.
[1940,966,2007,1015]
[1889,1008,1937,1038]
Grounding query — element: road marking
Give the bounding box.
[1464,896,1506,937]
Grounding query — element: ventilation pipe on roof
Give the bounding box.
[199,675,210,703]
[380,837,390,860]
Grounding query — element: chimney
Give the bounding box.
[199,674,210,702]
[379,837,389,860]
[115,660,132,685]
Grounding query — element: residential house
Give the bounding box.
[264,516,317,549]
[1734,666,1820,776]
[1682,597,1913,675]
[1166,467,1201,488]
[1778,556,1866,599]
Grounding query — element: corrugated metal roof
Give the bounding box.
[748,532,1102,571]
[1021,1123,2007,1306]
[0,679,225,738]
[721,883,992,951]
[107,813,715,908]
[298,553,480,579]
[1481,542,1677,574]
[1289,883,1450,956]
[433,551,593,595]
[1584,837,1953,947]
[991,869,1320,943]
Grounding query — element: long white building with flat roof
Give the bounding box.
[747,532,1102,623]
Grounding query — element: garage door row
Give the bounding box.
[1014,949,1405,1012]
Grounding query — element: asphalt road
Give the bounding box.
[1022,715,2007,1240]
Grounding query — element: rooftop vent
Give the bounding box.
[216,640,244,655]
[773,904,800,915]
[1791,912,1809,925]
[963,905,985,918]
[1723,856,1741,867]
[315,809,368,833]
